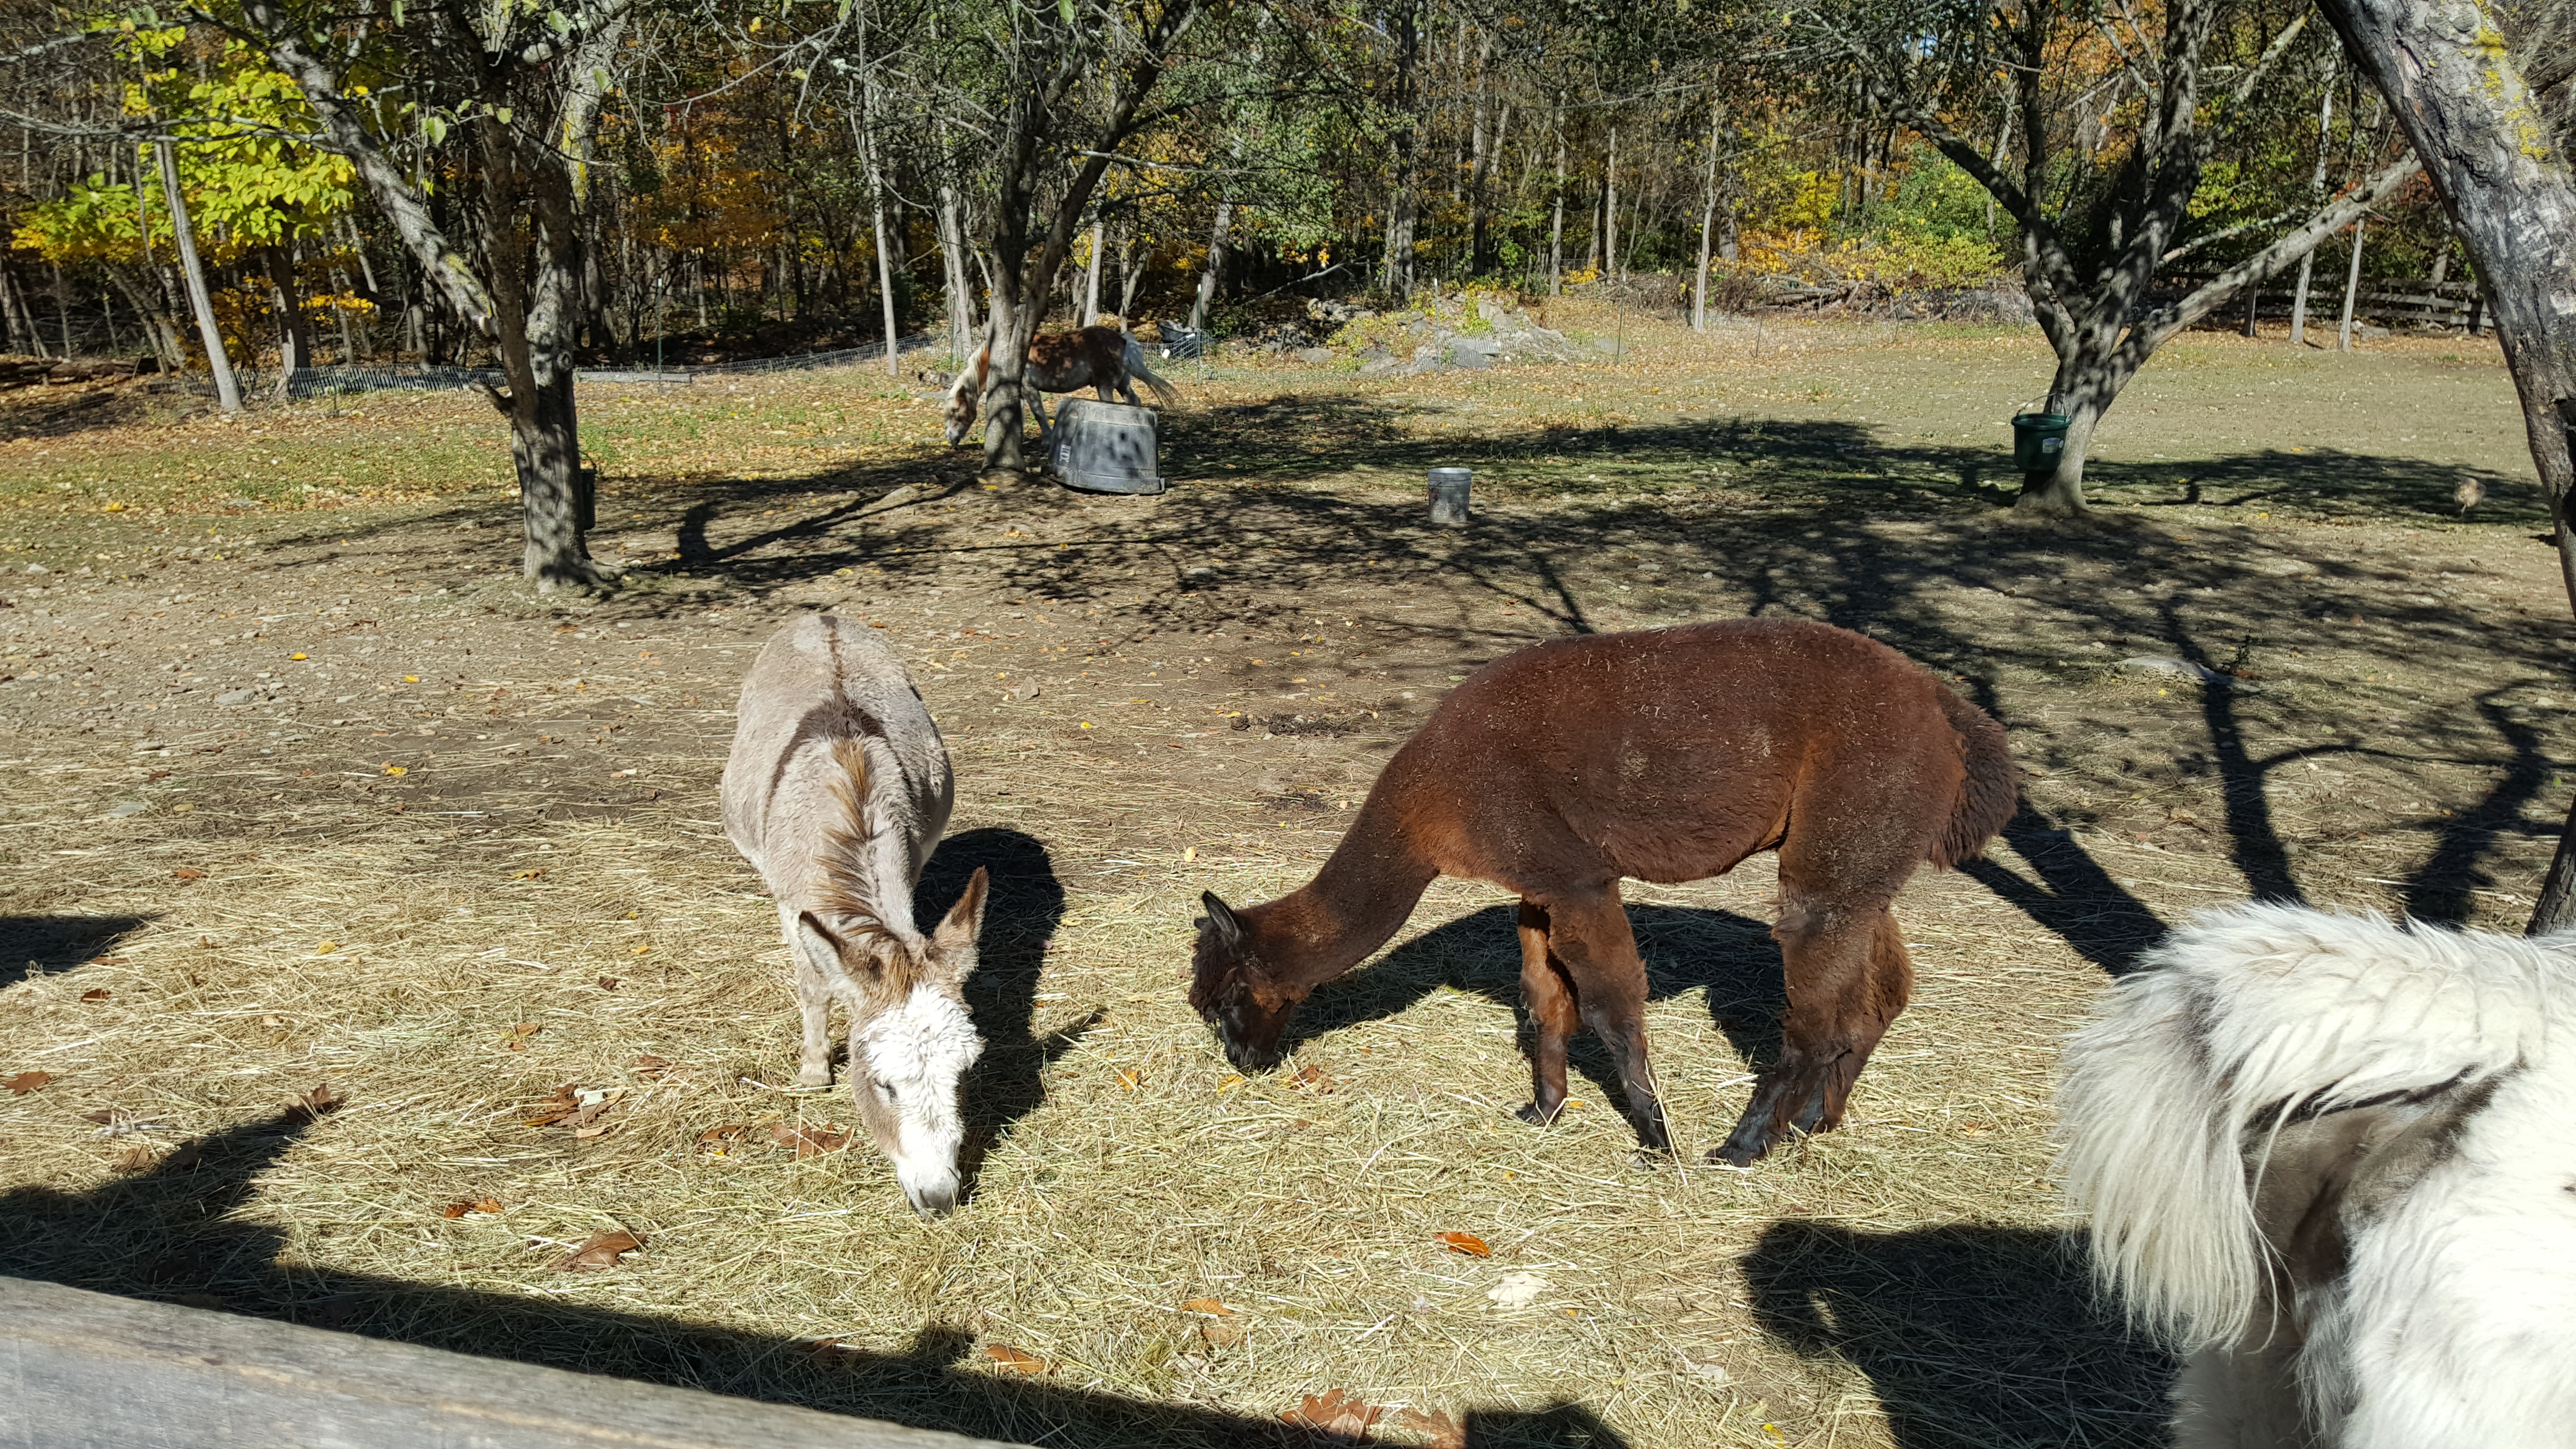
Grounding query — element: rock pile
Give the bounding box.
[1301,292,1577,375]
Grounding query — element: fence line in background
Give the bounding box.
[226,331,947,402]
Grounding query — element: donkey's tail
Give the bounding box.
[2057,902,2565,1348]
[1930,687,2016,869]
[1124,336,1183,409]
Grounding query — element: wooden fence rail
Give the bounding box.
[0,1275,1024,1449]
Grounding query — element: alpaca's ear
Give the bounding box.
[933,867,990,953]
[1198,891,1246,952]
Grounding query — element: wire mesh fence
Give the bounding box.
[214,330,948,403]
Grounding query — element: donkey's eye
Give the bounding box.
[875,1081,899,1103]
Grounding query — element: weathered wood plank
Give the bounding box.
[0,1276,1024,1449]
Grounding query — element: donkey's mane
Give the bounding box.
[816,734,920,993]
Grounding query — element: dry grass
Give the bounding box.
[0,311,2556,1447]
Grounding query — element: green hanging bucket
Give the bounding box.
[2012,413,2072,470]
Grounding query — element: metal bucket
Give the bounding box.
[1051,398,1166,495]
[2011,413,2071,470]
[1428,467,1472,526]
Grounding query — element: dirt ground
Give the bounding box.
[0,306,2562,1449]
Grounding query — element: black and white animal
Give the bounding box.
[721,614,987,1216]
[2058,902,2576,1446]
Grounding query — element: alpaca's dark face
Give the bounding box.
[1191,892,1293,1071]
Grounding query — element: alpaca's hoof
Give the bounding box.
[1706,1141,1766,1170]
[796,1064,831,1088]
[1514,1101,1560,1127]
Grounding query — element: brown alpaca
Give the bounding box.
[1191,619,2016,1166]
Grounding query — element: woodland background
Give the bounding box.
[0,0,2467,377]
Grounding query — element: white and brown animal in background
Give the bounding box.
[721,613,988,1216]
[942,324,1180,446]
[2058,902,2576,1447]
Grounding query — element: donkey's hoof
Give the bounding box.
[1513,1101,1561,1127]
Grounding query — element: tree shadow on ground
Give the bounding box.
[234,395,2566,947]
[0,1109,1629,1449]
[1278,900,1786,1139]
[1741,1219,2171,1449]
[909,827,1091,1197]
[0,914,154,991]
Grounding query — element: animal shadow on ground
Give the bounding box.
[0,1111,1632,1448]
[910,827,1091,1198]
[1284,901,1787,1136]
[0,914,154,990]
[1742,1220,2173,1449]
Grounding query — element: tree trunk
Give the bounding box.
[2312,0,2576,931]
[1548,102,1565,295]
[2337,218,2366,351]
[265,245,315,391]
[158,141,239,413]
[1604,128,1618,288]
[1693,97,1722,332]
[1188,200,1234,333]
[1081,220,1103,324]
[2291,86,2335,347]
[1380,2,1421,300]
[937,164,976,363]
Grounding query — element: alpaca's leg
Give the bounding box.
[1712,900,1910,1167]
[1514,900,1576,1126]
[793,944,835,1087]
[1535,887,1673,1155]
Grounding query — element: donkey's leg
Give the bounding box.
[1514,899,1577,1126]
[1536,886,1673,1155]
[1712,899,1911,1167]
[793,943,836,1087]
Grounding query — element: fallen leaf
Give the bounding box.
[1115,1067,1144,1091]
[286,1084,341,1123]
[1180,1297,1236,1316]
[442,1197,504,1218]
[172,867,206,880]
[1198,1318,1246,1349]
[551,1230,641,1271]
[80,987,111,1002]
[504,1022,542,1050]
[596,976,619,990]
[112,1144,157,1174]
[314,941,336,954]
[383,764,407,777]
[515,868,546,880]
[1487,1271,1549,1307]
[6,1071,52,1095]
[1283,1388,1388,1440]
[1291,1064,1333,1093]
[525,1085,583,1126]
[634,1054,676,1075]
[695,1123,749,1153]
[1393,1408,1466,1449]
[770,1122,851,1159]
[982,1344,1052,1376]
[1436,1232,1491,1258]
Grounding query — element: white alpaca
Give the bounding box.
[2057,902,2576,1447]
[721,613,987,1216]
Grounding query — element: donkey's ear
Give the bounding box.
[794,911,855,973]
[1198,891,1246,951]
[932,867,991,950]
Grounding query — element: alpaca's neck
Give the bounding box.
[1249,800,1438,990]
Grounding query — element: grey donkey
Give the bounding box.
[721,613,988,1215]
